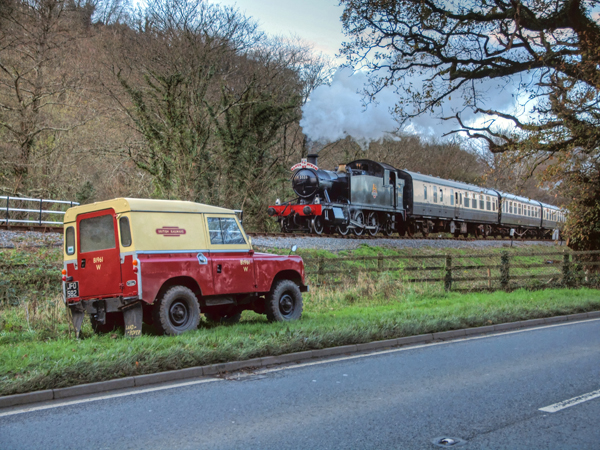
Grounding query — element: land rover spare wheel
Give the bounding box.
[152,286,200,335]
[266,279,303,322]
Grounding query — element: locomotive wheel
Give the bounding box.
[266,279,303,322]
[383,220,394,237]
[337,224,350,236]
[367,212,379,236]
[406,222,415,238]
[353,211,365,236]
[312,216,324,235]
[152,285,200,336]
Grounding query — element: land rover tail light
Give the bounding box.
[133,259,138,273]
[62,269,67,281]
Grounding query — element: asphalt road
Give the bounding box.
[1,319,599,450]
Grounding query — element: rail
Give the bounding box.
[1,196,79,227]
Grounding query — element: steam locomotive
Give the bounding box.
[267,155,565,239]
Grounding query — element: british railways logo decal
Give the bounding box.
[156,226,186,237]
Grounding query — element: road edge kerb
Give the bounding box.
[2,311,600,409]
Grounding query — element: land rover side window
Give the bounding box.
[119,216,132,247]
[65,226,75,255]
[80,214,115,253]
[207,217,246,245]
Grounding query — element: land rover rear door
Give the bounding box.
[76,209,122,299]
[206,215,256,294]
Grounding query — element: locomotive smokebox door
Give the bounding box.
[122,302,143,337]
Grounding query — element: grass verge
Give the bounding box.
[2,285,600,396]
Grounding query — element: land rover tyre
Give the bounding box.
[266,279,303,322]
[152,285,200,335]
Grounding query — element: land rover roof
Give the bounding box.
[64,198,234,224]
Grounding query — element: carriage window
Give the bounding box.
[424,186,428,200]
[486,196,491,211]
[459,193,462,205]
[440,189,443,202]
[207,217,246,245]
[473,195,478,209]
[65,226,75,255]
[79,214,116,253]
[479,195,484,209]
[433,186,438,203]
[119,216,132,247]
[464,193,470,208]
[451,190,454,206]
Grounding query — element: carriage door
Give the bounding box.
[76,209,122,299]
[454,192,460,218]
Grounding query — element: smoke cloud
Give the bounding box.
[299,67,398,149]
[300,67,522,149]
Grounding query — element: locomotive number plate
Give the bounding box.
[66,281,79,299]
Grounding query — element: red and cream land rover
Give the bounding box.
[62,198,307,337]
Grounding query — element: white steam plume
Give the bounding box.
[299,67,398,150]
[300,67,524,150]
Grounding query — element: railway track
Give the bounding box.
[246,232,553,242]
[0,224,554,242]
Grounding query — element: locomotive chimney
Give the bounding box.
[307,154,318,167]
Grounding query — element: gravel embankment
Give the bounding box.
[253,235,560,252]
[0,230,63,249]
[0,229,563,252]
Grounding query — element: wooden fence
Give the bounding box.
[304,250,600,292]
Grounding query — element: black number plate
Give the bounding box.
[66,281,79,299]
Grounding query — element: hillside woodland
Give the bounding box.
[0,0,560,231]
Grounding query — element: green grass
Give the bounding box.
[1,244,599,396]
[1,285,600,396]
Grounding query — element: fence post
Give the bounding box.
[562,251,572,287]
[378,253,383,273]
[318,255,324,282]
[444,254,452,292]
[500,251,510,291]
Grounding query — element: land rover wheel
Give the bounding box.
[152,286,200,335]
[266,279,303,322]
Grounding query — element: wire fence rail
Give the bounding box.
[1,196,79,227]
[304,250,600,293]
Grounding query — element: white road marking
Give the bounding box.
[0,378,221,418]
[539,389,600,413]
[1,317,598,418]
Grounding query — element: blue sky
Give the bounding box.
[214,0,345,59]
